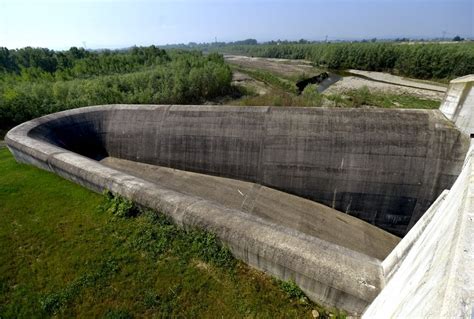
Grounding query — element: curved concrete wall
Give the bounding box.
[5,104,470,315]
[26,105,468,236]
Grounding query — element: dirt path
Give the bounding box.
[323,76,445,100]
[225,54,319,78]
[232,71,269,95]
[348,69,447,92]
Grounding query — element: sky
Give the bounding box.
[0,0,472,50]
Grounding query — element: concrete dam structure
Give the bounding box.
[5,75,473,315]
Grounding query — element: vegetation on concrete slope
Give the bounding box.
[0,47,232,131]
[216,42,474,80]
[0,148,346,318]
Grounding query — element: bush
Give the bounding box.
[97,190,139,218]
[216,42,474,79]
[348,86,371,107]
[277,279,308,302]
[0,47,232,131]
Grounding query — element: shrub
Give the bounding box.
[97,190,139,218]
[0,48,232,131]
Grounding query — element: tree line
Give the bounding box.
[0,47,232,132]
[216,42,474,80]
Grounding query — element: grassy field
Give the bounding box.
[0,147,343,318]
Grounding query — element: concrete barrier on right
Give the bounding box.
[364,76,474,318]
[440,75,474,136]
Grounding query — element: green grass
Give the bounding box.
[0,147,344,318]
[325,86,440,109]
[231,65,297,94]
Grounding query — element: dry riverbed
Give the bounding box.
[225,55,444,107]
[225,54,319,79]
[323,76,446,101]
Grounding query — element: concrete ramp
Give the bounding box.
[100,156,398,260]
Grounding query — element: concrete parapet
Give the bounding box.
[440,75,474,136]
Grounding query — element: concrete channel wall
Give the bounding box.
[22,105,468,236]
[363,142,473,317]
[4,103,471,315]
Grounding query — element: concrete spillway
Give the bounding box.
[25,106,468,236]
[5,102,471,315]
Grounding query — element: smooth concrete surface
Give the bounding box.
[440,75,474,136]
[5,103,471,315]
[364,75,474,318]
[100,156,399,260]
[363,142,474,318]
[20,105,469,236]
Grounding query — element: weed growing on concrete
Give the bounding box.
[274,278,348,319]
[98,190,139,218]
[276,278,308,302]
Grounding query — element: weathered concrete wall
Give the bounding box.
[363,141,474,318]
[5,104,470,315]
[26,105,468,236]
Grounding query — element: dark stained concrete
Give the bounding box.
[28,105,469,236]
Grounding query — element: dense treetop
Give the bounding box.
[216,42,474,80]
[0,46,232,131]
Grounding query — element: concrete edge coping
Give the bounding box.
[382,189,449,280]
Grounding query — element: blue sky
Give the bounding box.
[0,0,472,49]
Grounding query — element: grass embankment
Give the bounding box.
[324,87,440,109]
[0,147,344,318]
